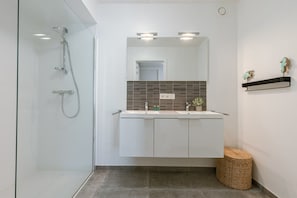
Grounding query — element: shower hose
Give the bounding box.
[61,41,80,118]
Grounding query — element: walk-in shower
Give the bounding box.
[16,0,95,197]
[52,26,81,118]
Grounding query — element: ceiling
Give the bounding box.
[97,0,223,3]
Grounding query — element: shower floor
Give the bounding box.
[17,170,91,198]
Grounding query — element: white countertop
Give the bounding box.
[120,110,223,119]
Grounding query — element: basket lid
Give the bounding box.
[224,147,252,160]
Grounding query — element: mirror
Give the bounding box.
[127,37,209,81]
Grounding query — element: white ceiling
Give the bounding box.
[97,0,223,3]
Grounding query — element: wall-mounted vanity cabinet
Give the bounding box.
[120,111,224,158]
[120,117,154,157]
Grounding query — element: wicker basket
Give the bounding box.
[216,147,252,190]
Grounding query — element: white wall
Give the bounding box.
[238,0,297,197]
[0,0,17,197]
[92,1,238,166]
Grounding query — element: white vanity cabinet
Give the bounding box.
[120,111,224,158]
[119,117,154,157]
[154,119,188,157]
[189,118,224,158]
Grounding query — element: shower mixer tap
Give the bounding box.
[52,89,74,95]
[54,66,68,74]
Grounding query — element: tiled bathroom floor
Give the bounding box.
[76,167,271,198]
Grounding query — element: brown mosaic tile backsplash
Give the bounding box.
[127,81,207,111]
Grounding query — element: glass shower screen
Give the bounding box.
[16,0,95,197]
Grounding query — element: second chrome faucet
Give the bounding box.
[185,102,191,111]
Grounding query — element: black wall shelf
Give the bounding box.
[242,77,291,91]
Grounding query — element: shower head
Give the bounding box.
[52,26,68,40]
[53,26,68,34]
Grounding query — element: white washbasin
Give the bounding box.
[176,111,190,114]
[177,111,219,115]
[125,110,159,114]
[189,111,218,115]
[121,110,223,119]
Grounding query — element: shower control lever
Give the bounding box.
[52,90,74,95]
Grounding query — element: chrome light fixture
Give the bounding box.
[178,32,200,40]
[137,32,158,40]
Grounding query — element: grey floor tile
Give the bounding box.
[78,167,271,198]
[245,191,273,198]
[189,172,227,189]
[102,169,149,189]
[76,170,109,198]
[149,171,191,188]
[149,189,208,198]
[94,189,149,198]
[202,191,251,198]
[201,190,271,198]
[149,190,189,198]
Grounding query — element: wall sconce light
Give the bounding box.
[137,32,158,40]
[178,32,200,40]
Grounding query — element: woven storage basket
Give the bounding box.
[216,147,252,190]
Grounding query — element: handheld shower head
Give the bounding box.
[53,26,69,74]
[52,26,68,34]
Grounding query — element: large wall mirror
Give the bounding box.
[126,37,209,81]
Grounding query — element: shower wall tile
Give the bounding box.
[127,81,207,111]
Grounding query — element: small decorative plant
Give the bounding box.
[280,57,290,75]
[243,70,255,81]
[192,97,204,106]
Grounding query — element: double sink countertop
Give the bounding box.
[120,110,223,119]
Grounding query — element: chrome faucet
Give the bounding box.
[145,101,148,111]
[185,102,191,112]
